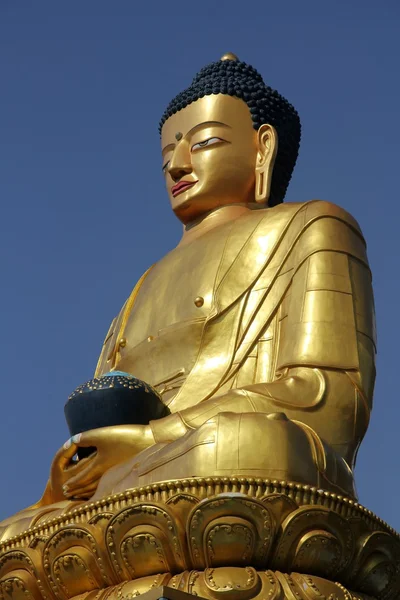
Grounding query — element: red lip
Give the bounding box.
[171,180,198,197]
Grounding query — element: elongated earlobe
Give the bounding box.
[256,169,268,203]
[255,124,278,204]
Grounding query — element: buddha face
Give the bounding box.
[161,94,260,224]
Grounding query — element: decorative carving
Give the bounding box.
[187,497,274,570]
[43,527,115,599]
[172,568,375,600]
[0,478,398,599]
[0,549,52,600]
[108,573,172,599]
[271,505,354,578]
[106,504,187,581]
[349,531,400,598]
[0,576,37,600]
[203,567,260,599]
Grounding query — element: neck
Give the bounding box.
[177,203,262,247]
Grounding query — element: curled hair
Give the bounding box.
[159,59,301,206]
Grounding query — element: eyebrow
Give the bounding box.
[162,120,231,155]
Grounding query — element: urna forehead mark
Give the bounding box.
[175,132,183,141]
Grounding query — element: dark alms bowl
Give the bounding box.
[64,371,169,458]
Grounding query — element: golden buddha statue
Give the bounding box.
[0,54,396,600]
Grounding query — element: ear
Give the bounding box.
[255,124,278,204]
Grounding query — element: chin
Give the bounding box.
[171,189,232,224]
[173,203,198,225]
[171,191,203,222]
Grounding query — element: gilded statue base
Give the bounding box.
[0,478,398,600]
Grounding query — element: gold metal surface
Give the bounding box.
[220,52,239,61]
[77,197,373,504]
[0,54,388,599]
[0,479,397,600]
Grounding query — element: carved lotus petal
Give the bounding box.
[272,505,354,578]
[349,530,400,597]
[0,549,51,600]
[202,567,260,600]
[0,576,37,600]
[187,495,275,570]
[291,529,342,576]
[44,527,114,599]
[105,503,187,580]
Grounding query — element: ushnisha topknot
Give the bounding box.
[159,54,301,207]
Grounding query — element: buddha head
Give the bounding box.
[160,53,301,224]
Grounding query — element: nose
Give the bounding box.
[168,143,193,182]
[168,163,192,182]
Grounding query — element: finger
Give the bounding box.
[63,434,82,449]
[62,456,97,493]
[73,430,104,448]
[64,478,99,499]
[59,455,97,497]
[68,490,97,501]
[53,441,79,470]
[63,458,102,492]
[64,481,99,500]
[65,469,100,494]
[64,481,98,500]
[64,451,97,473]
[62,432,94,450]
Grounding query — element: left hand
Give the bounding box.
[50,424,154,501]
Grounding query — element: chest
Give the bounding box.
[124,227,229,349]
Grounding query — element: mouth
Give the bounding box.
[171,180,198,197]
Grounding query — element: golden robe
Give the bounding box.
[0,200,375,539]
[94,200,375,498]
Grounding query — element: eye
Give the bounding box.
[162,160,170,173]
[191,137,224,151]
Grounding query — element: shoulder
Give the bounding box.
[266,200,362,232]
[261,200,365,243]
[232,200,366,250]
[244,199,360,226]
[287,200,368,264]
[242,200,364,241]
[246,200,368,265]
[299,200,363,234]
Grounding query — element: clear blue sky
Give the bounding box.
[0,1,399,528]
